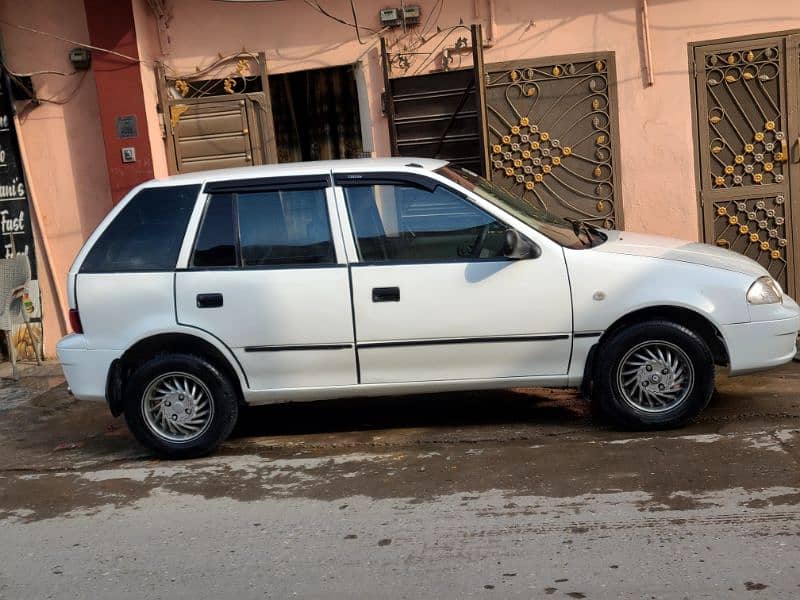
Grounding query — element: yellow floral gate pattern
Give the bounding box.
[484,55,620,228]
[695,40,794,290]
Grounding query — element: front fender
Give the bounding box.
[565,250,754,333]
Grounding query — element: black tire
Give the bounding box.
[123,353,239,459]
[591,320,715,430]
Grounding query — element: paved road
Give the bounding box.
[1,363,799,598]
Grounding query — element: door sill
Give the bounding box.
[244,374,571,405]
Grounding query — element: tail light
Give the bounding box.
[69,309,83,334]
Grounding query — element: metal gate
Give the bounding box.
[156,52,278,174]
[383,67,483,172]
[167,94,272,173]
[693,34,800,294]
[484,53,623,228]
[382,25,489,176]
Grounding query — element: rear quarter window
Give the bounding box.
[80,185,200,273]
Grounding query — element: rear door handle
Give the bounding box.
[372,286,400,302]
[196,293,223,308]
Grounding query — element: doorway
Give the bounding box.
[270,65,365,163]
[692,32,800,295]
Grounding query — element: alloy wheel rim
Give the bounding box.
[616,340,695,413]
[141,372,214,443]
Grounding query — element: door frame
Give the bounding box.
[689,29,800,296]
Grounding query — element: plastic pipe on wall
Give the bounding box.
[642,0,655,86]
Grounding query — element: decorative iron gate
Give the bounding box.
[484,53,623,228]
[693,35,800,293]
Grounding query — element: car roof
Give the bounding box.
[145,157,450,188]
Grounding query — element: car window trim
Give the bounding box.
[335,173,514,265]
[332,171,438,191]
[176,263,348,273]
[349,257,514,268]
[203,174,331,194]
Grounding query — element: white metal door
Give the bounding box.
[334,172,573,384]
[175,177,357,391]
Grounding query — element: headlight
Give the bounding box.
[747,276,783,305]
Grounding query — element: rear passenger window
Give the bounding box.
[237,188,334,267]
[81,185,199,273]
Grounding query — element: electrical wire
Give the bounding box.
[410,24,471,75]
[1,65,76,77]
[419,0,445,39]
[302,0,383,36]
[349,0,363,45]
[0,19,142,63]
[161,51,261,80]
[5,68,89,105]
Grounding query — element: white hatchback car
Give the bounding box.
[58,158,800,458]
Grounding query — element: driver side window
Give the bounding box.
[343,183,507,262]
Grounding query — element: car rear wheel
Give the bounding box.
[123,353,238,459]
[592,320,715,429]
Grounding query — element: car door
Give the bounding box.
[333,170,573,385]
[175,174,357,391]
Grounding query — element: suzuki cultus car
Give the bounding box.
[57,159,800,457]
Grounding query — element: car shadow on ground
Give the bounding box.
[231,387,592,439]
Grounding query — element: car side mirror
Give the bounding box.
[503,229,541,260]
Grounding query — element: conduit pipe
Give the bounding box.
[641,0,654,86]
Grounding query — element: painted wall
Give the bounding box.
[3,0,800,358]
[132,0,800,241]
[0,0,113,356]
[84,0,155,203]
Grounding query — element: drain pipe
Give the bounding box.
[641,0,655,86]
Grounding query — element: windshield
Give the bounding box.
[436,166,596,249]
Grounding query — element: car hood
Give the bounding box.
[592,230,770,279]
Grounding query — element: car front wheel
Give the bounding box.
[123,353,239,459]
[592,320,715,429]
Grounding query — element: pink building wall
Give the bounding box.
[0,0,113,356]
[3,0,800,354]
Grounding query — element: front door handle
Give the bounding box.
[196,293,223,308]
[372,287,400,302]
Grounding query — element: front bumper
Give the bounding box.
[721,313,800,376]
[56,334,118,402]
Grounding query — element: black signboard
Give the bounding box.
[0,73,37,280]
[0,63,42,365]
